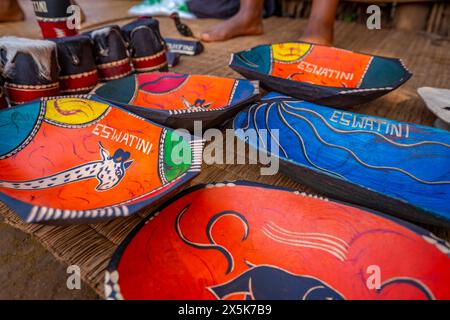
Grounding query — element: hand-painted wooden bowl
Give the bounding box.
[105,181,450,300]
[229,42,411,108]
[418,87,450,131]
[0,95,202,224]
[233,92,450,228]
[92,72,259,131]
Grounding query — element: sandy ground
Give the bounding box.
[0,217,98,299]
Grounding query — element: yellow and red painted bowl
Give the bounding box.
[230,42,412,108]
[92,72,259,131]
[0,95,202,224]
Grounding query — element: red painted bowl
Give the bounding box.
[105,181,450,300]
[93,72,259,131]
[0,95,202,224]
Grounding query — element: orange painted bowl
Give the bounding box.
[229,42,412,108]
[0,95,202,224]
[105,181,450,300]
[92,72,259,131]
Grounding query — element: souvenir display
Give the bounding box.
[84,26,132,81]
[0,95,202,224]
[418,87,450,131]
[0,37,60,105]
[93,72,259,131]
[52,35,99,94]
[233,92,450,227]
[2,0,449,304]
[105,181,450,300]
[229,42,412,108]
[121,19,168,73]
[31,0,78,38]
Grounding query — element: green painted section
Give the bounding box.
[163,130,192,182]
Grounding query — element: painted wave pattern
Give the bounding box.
[234,94,450,219]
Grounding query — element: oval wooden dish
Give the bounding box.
[229,42,411,108]
[92,72,259,131]
[233,92,450,228]
[0,95,202,224]
[105,181,450,300]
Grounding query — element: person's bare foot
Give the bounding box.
[201,12,263,42]
[0,0,24,22]
[299,23,333,46]
[298,0,338,46]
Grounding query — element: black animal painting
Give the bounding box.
[208,264,345,300]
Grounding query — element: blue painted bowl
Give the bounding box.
[233,92,450,227]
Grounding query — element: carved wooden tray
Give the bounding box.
[230,42,411,108]
[105,181,450,300]
[93,72,259,131]
[233,92,450,227]
[0,95,202,224]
